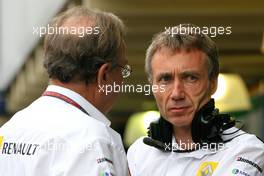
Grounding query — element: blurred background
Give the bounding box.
[0,0,264,149]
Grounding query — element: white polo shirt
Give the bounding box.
[127,129,264,176]
[0,85,129,176]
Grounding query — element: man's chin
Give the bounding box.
[166,115,192,128]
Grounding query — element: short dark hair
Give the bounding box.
[44,6,125,83]
[145,24,219,82]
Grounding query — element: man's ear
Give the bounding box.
[210,78,218,95]
[97,63,110,86]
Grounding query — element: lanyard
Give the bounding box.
[42,91,90,115]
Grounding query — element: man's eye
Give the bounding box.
[158,75,172,83]
[185,75,198,82]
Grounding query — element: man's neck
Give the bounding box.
[49,79,99,110]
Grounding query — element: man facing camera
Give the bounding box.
[127,24,264,176]
[0,6,130,176]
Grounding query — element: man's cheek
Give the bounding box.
[188,85,209,107]
[187,84,204,96]
[153,92,162,105]
[154,95,163,112]
[193,93,210,111]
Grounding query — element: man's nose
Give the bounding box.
[170,79,185,100]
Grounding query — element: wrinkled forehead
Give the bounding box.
[151,47,209,75]
[153,47,208,64]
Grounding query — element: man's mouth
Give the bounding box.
[168,106,190,114]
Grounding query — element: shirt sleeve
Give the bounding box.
[31,137,129,176]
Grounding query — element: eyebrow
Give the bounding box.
[181,70,200,77]
[155,70,201,80]
[155,72,173,79]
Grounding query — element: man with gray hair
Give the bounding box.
[0,6,130,175]
[127,24,264,175]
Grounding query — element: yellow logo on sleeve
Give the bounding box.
[0,136,3,148]
[196,162,218,176]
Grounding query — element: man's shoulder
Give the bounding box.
[227,131,264,148]
[0,99,123,150]
[211,132,264,175]
[224,131,264,157]
[128,137,146,151]
[127,136,163,160]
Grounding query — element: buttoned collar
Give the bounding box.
[45,85,111,126]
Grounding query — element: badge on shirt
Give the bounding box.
[99,171,114,176]
[196,161,218,176]
[0,136,3,148]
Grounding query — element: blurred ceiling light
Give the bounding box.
[124,111,160,147]
[212,73,252,112]
[212,74,227,100]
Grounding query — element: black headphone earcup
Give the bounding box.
[148,120,160,139]
[191,99,222,144]
[148,117,172,144]
[159,118,172,144]
[191,112,219,143]
[191,112,202,144]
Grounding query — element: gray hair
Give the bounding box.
[44,6,126,83]
[145,24,219,82]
